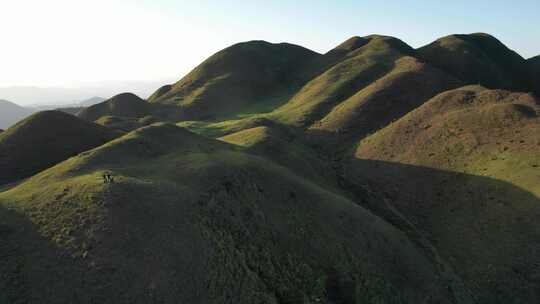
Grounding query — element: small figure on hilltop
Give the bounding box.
[102,173,115,184]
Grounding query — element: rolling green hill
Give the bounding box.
[148,41,320,120]
[350,86,540,303]
[1,33,539,303]
[273,35,417,127]
[78,93,153,122]
[0,123,471,303]
[418,33,532,92]
[0,111,120,185]
[309,56,462,142]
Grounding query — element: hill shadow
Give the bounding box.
[2,151,539,303]
[0,205,104,303]
[342,158,540,304]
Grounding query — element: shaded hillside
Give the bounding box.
[529,55,540,68]
[418,33,532,92]
[349,86,540,303]
[529,55,540,93]
[148,41,320,120]
[78,93,152,122]
[0,100,34,129]
[327,36,371,57]
[310,56,462,142]
[274,35,417,127]
[0,123,470,303]
[0,111,120,185]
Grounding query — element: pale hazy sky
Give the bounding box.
[2,0,539,88]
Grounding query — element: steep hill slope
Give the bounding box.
[418,33,532,92]
[78,93,152,122]
[273,35,417,127]
[0,100,35,129]
[309,56,462,141]
[148,41,320,120]
[349,86,540,303]
[0,123,471,303]
[293,36,372,82]
[0,111,120,185]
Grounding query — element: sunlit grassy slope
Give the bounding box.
[309,56,461,141]
[148,41,320,121]
[272,35,416,127]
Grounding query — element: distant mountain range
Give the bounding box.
[1,33,539,303]
[0,80,173,106]
[30,96,106,110]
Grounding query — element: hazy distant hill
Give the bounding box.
[0,81,170,105]
[1,33,539,303]
[26,96,108,116]
[0,100,34,129]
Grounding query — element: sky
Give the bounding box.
[1,0,539,96]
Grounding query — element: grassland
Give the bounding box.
[2,33,540,303]
[0,111,120,185]
[418,33,533,92]
[350,87,540,303]
[0,123,469,303]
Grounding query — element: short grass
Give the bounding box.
[273,35,413,127]
[351,86,540,303]
[0,123,460,303]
